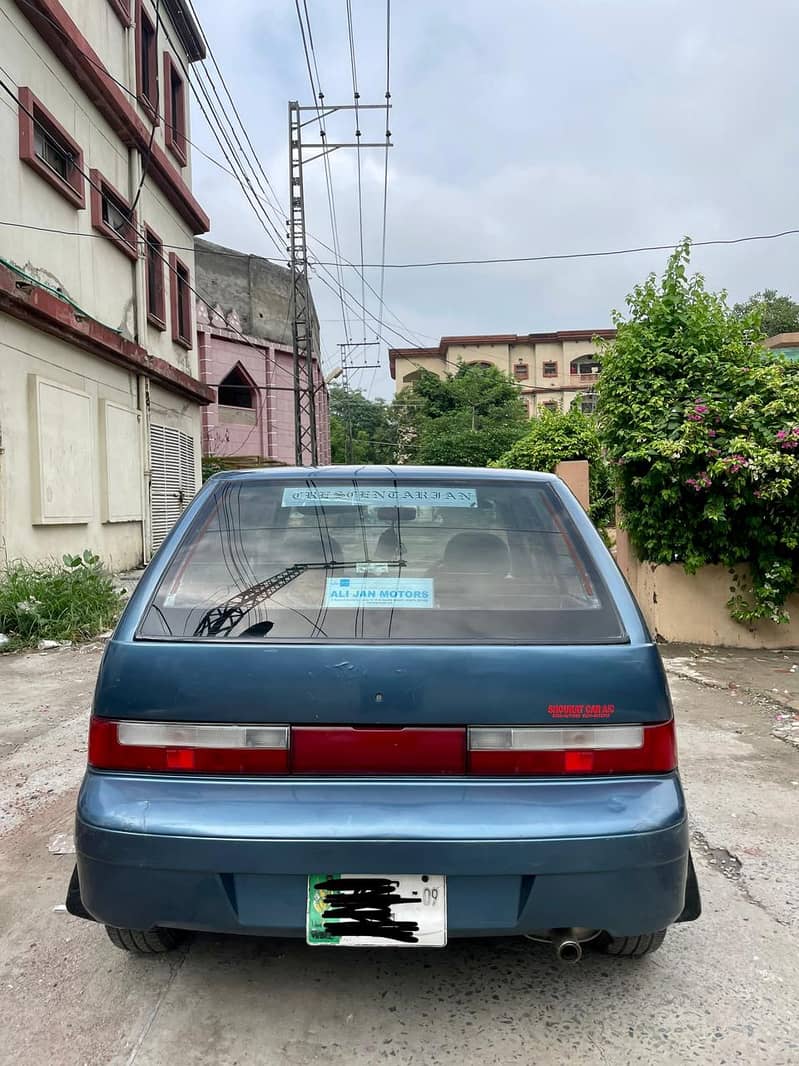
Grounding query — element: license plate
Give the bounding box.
[306,874,447,947]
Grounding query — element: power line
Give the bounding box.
[0,74,304,393]
[182,0,286,219]
[7,0,431,340]
[345,0,367,344]
[319,227,799,269]
[294,0,353,348]
[6,0,240,181]
[129,0,162,216]
[5,217,798,283]
[367,0,392,400]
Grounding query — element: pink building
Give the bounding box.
[195,239,330,467]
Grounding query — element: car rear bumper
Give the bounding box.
[75,771,692,938]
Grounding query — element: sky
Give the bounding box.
[189,0,799,399]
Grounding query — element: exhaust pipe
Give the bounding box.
[552,930,583,964]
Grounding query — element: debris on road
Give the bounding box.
[47,831,75,855]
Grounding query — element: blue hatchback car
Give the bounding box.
[67,466,699,961]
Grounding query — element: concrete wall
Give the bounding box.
[616,528,799,649]
[554,460,590,511]
[195,240,319,351]
[0,0,198,367]
[0,318,144,570]
[0,0,207,565]
[59,0,194,183]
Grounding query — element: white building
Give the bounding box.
[0,0,212,568]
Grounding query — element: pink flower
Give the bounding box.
[708,430,717,438]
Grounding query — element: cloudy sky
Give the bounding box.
[190,0,799,398]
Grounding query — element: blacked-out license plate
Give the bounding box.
[306,874,447,947]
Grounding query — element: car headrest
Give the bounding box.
[442,532,510,575]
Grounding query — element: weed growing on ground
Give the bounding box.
[0,551,124,651]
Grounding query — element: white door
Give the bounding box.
[149,424,197,551]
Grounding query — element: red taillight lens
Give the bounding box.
[291,727,466,774]
[87,719,677,777]
[468,721,677,775]
[88,718,290,774]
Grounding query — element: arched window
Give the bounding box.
[570,355,601,378]
[217,365,254,408]
[402,368,425,383]
[468,360,493,370]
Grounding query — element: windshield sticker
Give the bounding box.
[324,577,434,609]
[282,486,478,509]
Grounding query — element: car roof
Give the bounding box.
[209,465,560,484]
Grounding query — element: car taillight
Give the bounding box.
[87,719,676,776]
[467,721,677,775]
[88,718,289,773]
[291,727,466,774]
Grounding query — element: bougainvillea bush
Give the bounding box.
[597,240,799,625]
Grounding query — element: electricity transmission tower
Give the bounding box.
[288,99,391,465]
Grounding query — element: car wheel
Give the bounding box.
[105,925,184,954]
[593,929,666,958]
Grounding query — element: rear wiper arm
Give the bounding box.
[193,560,402,638]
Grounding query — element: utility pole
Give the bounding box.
[288,100,392,466]
[338,340,380,464]
[288,100,317,466]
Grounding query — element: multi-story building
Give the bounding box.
[195,239,331,468]
[389,330,616,415]
[0,0,213,565]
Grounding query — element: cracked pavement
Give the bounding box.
[1,644,798,1065]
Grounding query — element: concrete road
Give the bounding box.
[1,645,798,1066]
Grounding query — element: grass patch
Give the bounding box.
[0,553,124,651]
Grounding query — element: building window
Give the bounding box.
[402,369,424,383]
[218,366,255,408]
[90,169,137,260]
[542,361,558,378]
[169,252,193,348]
[18,88,85,208]
[513,362,529,381]
[468,361,493,370]
[163,53,187,165]
[542,400,560,413]
[107,0,131,25]
[136,1,158,119]
[571,356,601,379]
[580,392,598,415]
[145,227,166,329]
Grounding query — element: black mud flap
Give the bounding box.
[676,851,702,922]
[65,865,96,922]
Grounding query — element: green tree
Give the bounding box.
[400,363,528,467]
[732,288,799,337]
[328,386,398,464]
[598,239,799,624]
[491,404,613,528]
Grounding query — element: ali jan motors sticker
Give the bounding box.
[324,577,434,609]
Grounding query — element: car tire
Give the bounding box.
[105,925,184,954]
[594,929,666,958]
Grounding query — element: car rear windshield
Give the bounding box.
[139,478,626,644]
